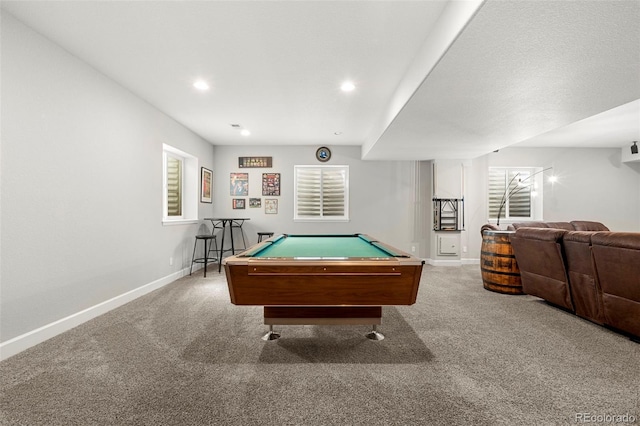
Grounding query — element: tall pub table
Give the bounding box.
[205,218,250,272]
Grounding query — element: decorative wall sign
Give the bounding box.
[239,156,272,168]
[265,199,278,214]
[200,167,212,203]
[230,173,248,196]
[249,198,262,208]
[262,173,281,196]
[315,146,331,162]
[232,198,246,209]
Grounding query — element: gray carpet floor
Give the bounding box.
[1,265,638,425]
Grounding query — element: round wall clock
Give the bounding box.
[315,146,331,162]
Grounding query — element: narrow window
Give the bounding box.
[166,154,183,217]
[163,144,198,224]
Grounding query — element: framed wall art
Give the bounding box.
[230,173,248,196]
[262,173,280,196]
[200,167,212,203]
[265,199,278,214]
[239,156,272,168]
[232,198,246,209]
[249,198,262,208]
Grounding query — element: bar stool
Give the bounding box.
[190,234,218,277]
[231,219,248,251]
[257,232,274,242]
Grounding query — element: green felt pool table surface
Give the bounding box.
[244,234,404,259]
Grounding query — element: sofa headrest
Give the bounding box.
[511,221,549,229]
[514,227,567,242]
[570,221,609,231]
[511,221,575,230]
[545,222,575,231]
[591,232,640,250]
[563,231,600,244]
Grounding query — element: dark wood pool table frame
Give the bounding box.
[223,234,424,340]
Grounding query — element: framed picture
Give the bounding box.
[200,167,212,203]
[262,173,280,196]
[265,199,278,214]
[230,173,248,196]
[249,198,262,208]
[239,156,272,168]
[232,198,245,209]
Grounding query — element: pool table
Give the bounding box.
[223,234,424,340]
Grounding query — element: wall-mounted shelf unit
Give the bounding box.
[433,198,464,231]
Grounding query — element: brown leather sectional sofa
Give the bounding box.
[508,221,639,341]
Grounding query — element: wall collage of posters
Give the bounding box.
[230,157,278,214]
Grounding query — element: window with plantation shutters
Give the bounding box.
[166,154,183,217]
[488,167,537,221]
[162,144,198,224]
[294,165,349,221]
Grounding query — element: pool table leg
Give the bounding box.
[365,325,385,341]
[262,325,281,341]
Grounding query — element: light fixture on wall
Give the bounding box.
[631,141,638,155]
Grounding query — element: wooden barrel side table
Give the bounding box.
[480,230,523,295]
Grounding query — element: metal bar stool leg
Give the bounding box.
[207,236,218,265]
[190,237,198,276]
[203,238,209,277]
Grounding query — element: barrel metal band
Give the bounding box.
[480,251,516,258]
[480,267,521,277]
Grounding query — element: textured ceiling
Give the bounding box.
[2,0,639,161]
[365,0,640,159]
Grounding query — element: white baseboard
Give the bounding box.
[426,258,480,266]
[0,267,191,361]
[427,259,462,266]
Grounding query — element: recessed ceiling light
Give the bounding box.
[240,129,251,137]
[341,81,355,92]
[193,80,209,91]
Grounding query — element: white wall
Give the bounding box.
[212,145,418,254]
[464,147,640,260]
[0,13,214,345]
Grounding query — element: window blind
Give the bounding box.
[295,166,348,220]
[488,168,532,220]
[166,155,182,216]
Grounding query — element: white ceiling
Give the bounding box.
[2,0,639,161]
